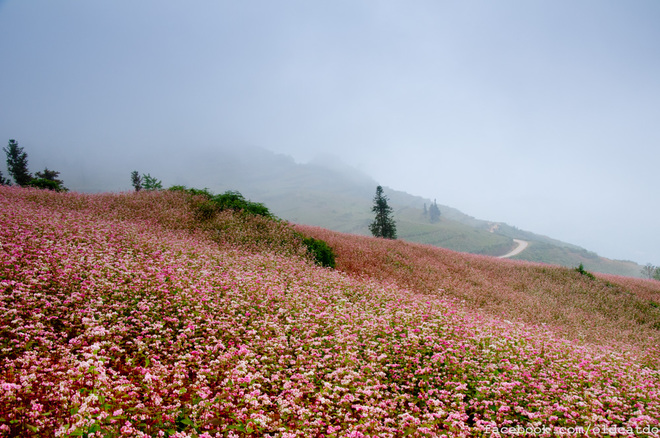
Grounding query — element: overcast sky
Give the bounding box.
[1,1,659,265]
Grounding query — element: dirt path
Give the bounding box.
[498,239,529,258]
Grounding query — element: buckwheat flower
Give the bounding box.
[1,382,20,392]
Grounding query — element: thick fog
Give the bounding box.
[1,1,659,265]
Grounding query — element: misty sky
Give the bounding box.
[1,1,659,265]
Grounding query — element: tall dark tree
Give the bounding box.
[3,139,32,186]
[369,185,397,239]
[429,199,441,223]
[131,171,143,192]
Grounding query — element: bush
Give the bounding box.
[211,191,272,217]
[169,186,272,218]
[27,178,67,192]
[302,237,336,268]
[169,186,334,268]
[574,263,595,280]
[170,186,214,199]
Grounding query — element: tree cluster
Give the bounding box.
[429,199,441,223]
[2,139,67,191]
[641,263,660,281]
[422,200,441,223]
[130,171,162,191]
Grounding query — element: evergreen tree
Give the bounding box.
[30,167,68,191]
[369,185,397,239]
[131,171,143,191]
[3,139,32,186]
[142,173,162,191]
[429,199,441,223]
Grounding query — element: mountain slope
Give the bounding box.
[168,145,643,277]
[61,144,644,277]
[2,187,659,436]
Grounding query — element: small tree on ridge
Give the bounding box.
[142,173,162,191]
[369,185,397,239]
[131,171,143,191]
[3,139,32,186]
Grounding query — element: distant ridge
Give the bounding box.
[61,144,644,277]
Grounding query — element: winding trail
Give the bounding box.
[498,239,529,258]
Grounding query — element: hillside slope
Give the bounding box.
[2,187,659,436]
[295,224,660,352]
[59,144,643,277]
[169,146,644,277]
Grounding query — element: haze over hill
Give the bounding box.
[1,1,659,269]
[42,143,644,278]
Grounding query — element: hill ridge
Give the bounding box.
[58,144,643,277]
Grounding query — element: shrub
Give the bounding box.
[170,185,214,199]
[169,186,272,218]
[302,236,336,268]
[575,263,596,280]
[211,190,272,217]
[27,178,66,192]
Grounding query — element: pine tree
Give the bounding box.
[369,185,397,239]
[131,171,143,191]
[142,173,162,191]
[3,139,32,186]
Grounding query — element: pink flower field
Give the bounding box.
[1,187,659,437]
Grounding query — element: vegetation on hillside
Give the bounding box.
[3,139,68,191]
[167,185,335,268]
[641,263,660,280]
[295,225,660,353]
[1,187,659,437]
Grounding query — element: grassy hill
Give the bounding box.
[181,146,642,277]
[60,144,644,277]
[1,186,659,436]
